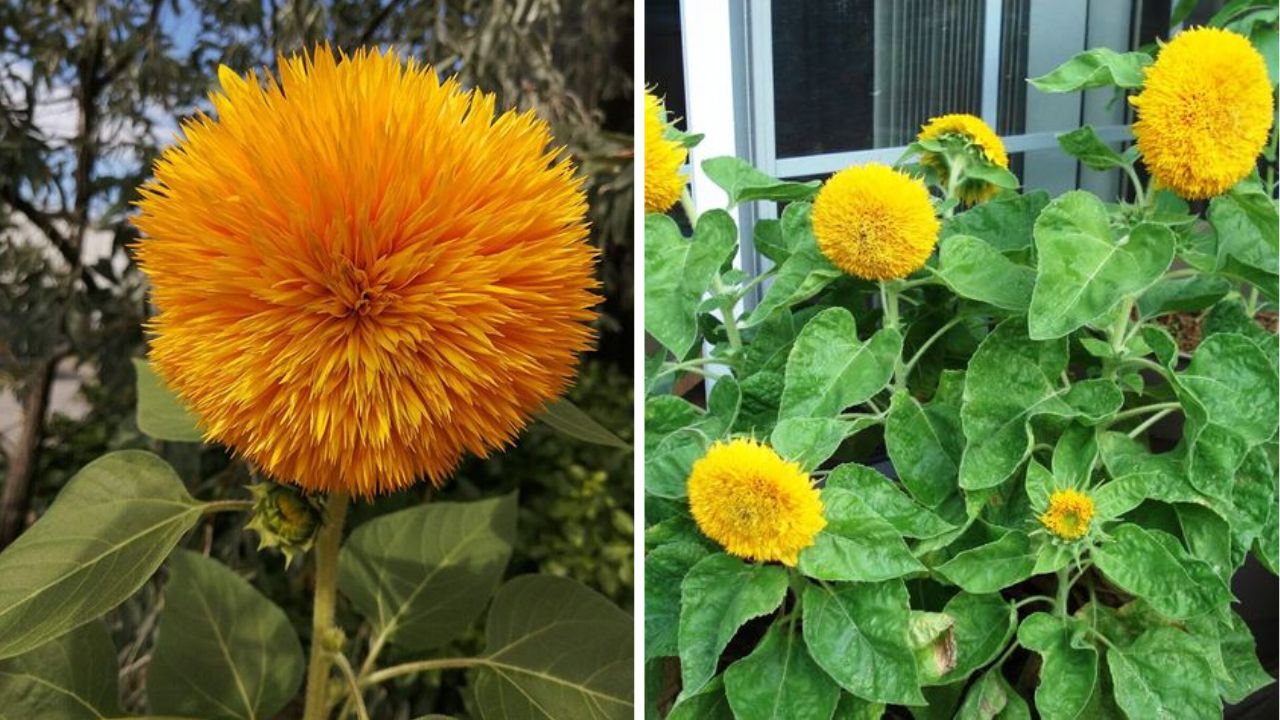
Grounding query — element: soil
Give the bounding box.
[1155,309,1278,353]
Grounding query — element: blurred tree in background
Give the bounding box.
[0,1,632,715]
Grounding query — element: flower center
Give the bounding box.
[324,256,395,319]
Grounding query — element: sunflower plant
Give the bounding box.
[645,21,1277,720]
[0,47,632,720]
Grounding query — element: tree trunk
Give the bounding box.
[0,357,56,548]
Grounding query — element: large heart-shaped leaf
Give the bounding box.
[798,487,925,582]
[959,321,1072,490]
[644,542,710,660]
[1093,524,1231,619]
[0,450,203,659]
[677,554,788,699]
[474,575,633,720]
[0,621,121,719]
[801,579,925,706]
[932,234,1035,312]
[939,190,1049,253]
[825,463,954,539]
[1028,191,1174,340]
[149,550,304,720]
[644,211,738,358]
[723,624,841,720]
[779,307,901,420]
[1016,614,1098,720]
[338,494,516,652]
[885,378,965,508]
[935,530,1036,593]
[1107,626,1221,719]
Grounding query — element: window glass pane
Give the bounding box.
[645,0,687,124]
[771,0,985,158]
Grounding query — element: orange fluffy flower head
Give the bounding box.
[133,46,599,496]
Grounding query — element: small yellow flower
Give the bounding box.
[1039,489,1096,541]
[687,438,826,566]
[917,113,1009,205]
[812,163,940,281]
[1131,27,1274,200]
[644,90,687,214]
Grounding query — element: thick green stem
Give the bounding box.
[713,275,743,351]
[679,188,698,225]
[1055,567,1071,618]
[880,282,906,392]
[302,492,350,720]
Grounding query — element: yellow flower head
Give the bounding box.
[1131,27,1274,200]
[687,438,826,566]
[133,47,599,496]
[1039,489,1096,541]
[812,163,940,280]
[644,90,687,213]
[917,113,1010,205]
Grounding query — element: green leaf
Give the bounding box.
[1175,332,1279,445]
[802,579,926,706]
[1202,298,1279,365]
[833,692,886,719]
[1095,432,1214,519]
[1093,524,1231,618]
[909,611,957,683]
[645,396,703,452]
[1062,379,1123,424]
[645,428,708,499]
[1028,48,1152,92]
[1028,191,1174,340]
[1137,275,1232,318]
[734,370,785,435]
[1176,504,1232,583]
[149,550,304,720]
[678,554,788,699]
[1055,126,1129,170]
[955,668,1031,720]
[1016,613,1097,720]
[936,530,1036,593]
[702,156,821,206]
[932,235,1035,312]
[0,621,121,720]
[1209,185,1279,286]
[337,494,516,652]
[826,463,954,539]
[937,593,1016,685]
[724,624,841,720]
[748,205,843,325]
[133,358,203,442]
[0,450,203,660]
[798,487,926,582]
[779,307,901,420]
[959,321,1072,490]
[1107,626,1221,719]
[940,191,1049,253]
[538,398,630,449]
[644,211,738,358]
[667,676,733,720]
[886,380,965,507]
[474,575,633,720]
[771,417,859,472]
[1214,609,1276,703]
[644,542,709,660]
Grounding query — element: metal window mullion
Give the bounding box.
[981,0,1003,125]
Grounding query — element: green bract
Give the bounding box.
[645,18,1278,717]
